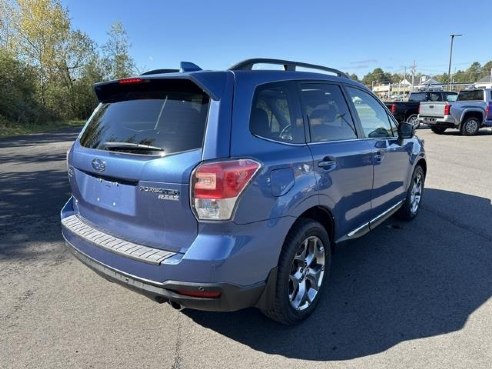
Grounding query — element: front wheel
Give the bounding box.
[262,219,331,325]
[461,117,480,136]
[396,165,425,220]
[406,114,420,129]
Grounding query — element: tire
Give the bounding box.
[430,126,446,134]
[406,114,420,129]
[460,117,480,136]
[262,219,331,325]
[396,165,425,221]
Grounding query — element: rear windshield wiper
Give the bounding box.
[102,141,165,152]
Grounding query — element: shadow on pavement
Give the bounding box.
[186,188,492,361]
[0,128,81,148]
[438,129,492,136]
[0,131,78,260]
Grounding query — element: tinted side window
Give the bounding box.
[346,87,394,138]
[299,83,357,142]
[458,90,484,101]
[250,84,303,143]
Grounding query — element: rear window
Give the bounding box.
[458,90,484,101]
[408,93,427,102]
[445,93,458,102]
[80,80,209,155]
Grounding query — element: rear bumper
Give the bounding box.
[418,114,457,128]
[60,196,290,312]
[65,238,265,311]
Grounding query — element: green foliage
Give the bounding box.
[362,68,393,86]
[102,21,135,80]
[0,0,135,131]
[0,49,51,124]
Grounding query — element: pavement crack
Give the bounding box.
[171,313,183,369]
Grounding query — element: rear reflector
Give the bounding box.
[119,77,144,84]
[192,159,261,220]
[174,289,222,299]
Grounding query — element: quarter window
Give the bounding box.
[300,84,357,142]
[346,87,395,138]
[249,84,303,143]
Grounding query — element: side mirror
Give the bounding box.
[398,122,414,139]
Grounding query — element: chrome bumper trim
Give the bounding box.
[61,215,175,265]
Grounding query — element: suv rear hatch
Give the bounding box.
[69,78,212,253]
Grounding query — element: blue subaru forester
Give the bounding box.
[61,59,426,324]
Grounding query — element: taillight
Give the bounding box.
[444,103,451,116]
[118,77,143,84]
[191,159,261,220]
[486,104,490,117]
[390,104,397,114]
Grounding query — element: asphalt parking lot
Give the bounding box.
[1,127,491,369]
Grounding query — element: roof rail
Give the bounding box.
[229,58,349,78]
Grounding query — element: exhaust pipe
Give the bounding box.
[169,301,183,311]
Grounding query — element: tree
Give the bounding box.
[11,0,71,106]
[349,73,359,82]
[362,68,392,86]
[466,62,481,83]
[102,21,134,80]
[0,49,48,124]
[480,60,492,80]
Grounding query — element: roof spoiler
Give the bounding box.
[141,62,202,76]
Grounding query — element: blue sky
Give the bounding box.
[62,0,491,78]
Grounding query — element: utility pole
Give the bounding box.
[410,61,417,91]
[448,34,463,91]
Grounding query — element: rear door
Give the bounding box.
[345,86,412,222]
[69,78,213,252]
[299,82,374,240]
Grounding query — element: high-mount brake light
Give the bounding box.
[119,77,144,85]
[191,159,261,220]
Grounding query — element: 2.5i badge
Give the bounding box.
[139,186,180,201]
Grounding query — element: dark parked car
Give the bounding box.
[61,58,426,325]
[385,91,457,127]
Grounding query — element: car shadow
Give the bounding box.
[185,188,492,361]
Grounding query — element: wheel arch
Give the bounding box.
[460,110,484,127]
[416,157,427,176]
[294,206,336,252]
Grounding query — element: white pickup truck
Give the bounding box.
[418,89,492,135]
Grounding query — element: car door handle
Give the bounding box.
[374,150,385,163]
[318,157,336,169]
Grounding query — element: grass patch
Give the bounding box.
[0,120,85,138]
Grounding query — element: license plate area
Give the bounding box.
[83,175,136,215]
